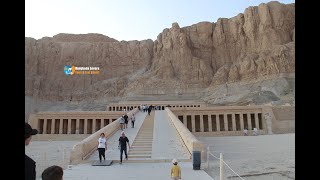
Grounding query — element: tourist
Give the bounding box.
[120,115,125,130]
[124,114,129,129]
[41,165,63,180]
[147,106,151,115]
[131,114,135,128]
[97,133,107,162]
[253,128,258,136]
[170,158,181,180]
[118,131,130,164]
[25,122,39,180]
[243,128,248,136]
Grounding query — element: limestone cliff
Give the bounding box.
[25,1,295,105]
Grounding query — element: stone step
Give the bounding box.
[128,154,152,158]
[133,142,152,144]
[132,145,152,147]
[130,149,152,152]
[132,141,152,144]
[128,151,151,155]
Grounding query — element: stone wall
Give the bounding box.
[166,108,205,161]
[271,106,295,133]
[69,108,138,164]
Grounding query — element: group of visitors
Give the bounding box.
[25,122,63,180]
[120,113,135,130]
[243,128,259,136]
[139,104,153,114]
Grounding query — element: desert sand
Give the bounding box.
[198,133,295,180]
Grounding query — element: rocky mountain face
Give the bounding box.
[25,1,295,106]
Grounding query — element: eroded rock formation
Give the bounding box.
[25,1,295,105]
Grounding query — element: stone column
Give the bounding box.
[84,119,88,134]
[255,113,260,130]
[51,119,55,134]
[200,115,204,132]
[93,119,96,132]
[191,115,195,132]
[43,119,47,134]
[67,119,72,134]
[100,119,103,129]
[247,113,252,130]
[183,115,187,127]
[76,119,80,134]
[216,115,220,132]
[240,113,244,130]
[208,115,212,132]
[232,114,236,131]
[224,114,228,131]
[59,119,63,134]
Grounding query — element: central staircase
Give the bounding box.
[128,111,154,160]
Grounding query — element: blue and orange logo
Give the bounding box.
[64,66,75,76]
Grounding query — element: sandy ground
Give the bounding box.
[198,133,295,180]
[25,141,79,180]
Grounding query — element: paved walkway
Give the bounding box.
[152,111,190,160]
[63,162,213,180]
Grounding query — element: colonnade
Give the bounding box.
[176,112,263,132]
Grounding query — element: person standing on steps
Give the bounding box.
[118,131,130,164]
[131,114,135,128]
[147,105,151,115]
[120,115,125,130]
[97,133,107,162]
[124,114,129,129]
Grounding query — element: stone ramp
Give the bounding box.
[87,110,190,163]
[128,111,155,159]
[152,110,191,160]
[87,111,147,161]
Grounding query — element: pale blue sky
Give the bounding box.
[25,0,295,41]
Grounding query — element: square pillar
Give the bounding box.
[51,119,55,134]
[247,113,252,130]
[100,119,103,129]
[76,119,80,134]
[191,115,195,132]
[216,115,220,132]
[183,115,187,127]
[208,115,212,132]
[232,114,236,131]
[67,119,72,134]
[224,114,228,131]
[255,113,260,129]
[93,119,96,132]
[84,119,88,134]
[200,114,204,132]
[240,113,244,130]
[59,119,63,134]
[43,119,47,134]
